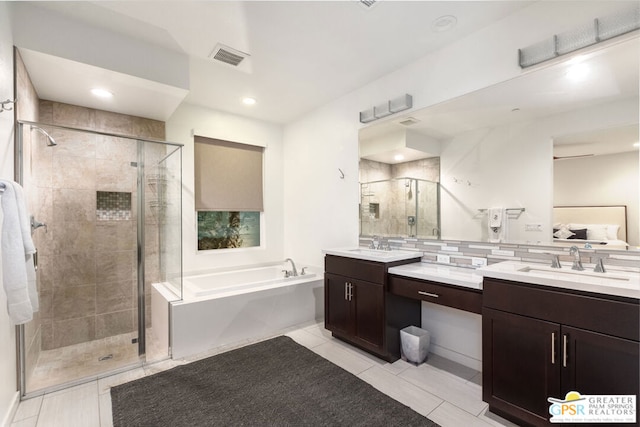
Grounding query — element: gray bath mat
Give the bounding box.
[111,335,439,426]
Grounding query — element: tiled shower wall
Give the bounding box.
[32,100,165,350]
[359,158,440,237]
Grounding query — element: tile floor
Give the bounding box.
[11,322,518,427]
[26,329,167,393]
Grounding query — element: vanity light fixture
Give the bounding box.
[359,94,413,123]
[91,88,113,98]
[518,4,640,68]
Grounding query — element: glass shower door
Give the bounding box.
[19,122,141,394]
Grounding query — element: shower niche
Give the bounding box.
[360,177,440,239]
[97,191,132,220]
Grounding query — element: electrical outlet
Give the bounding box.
[472,257,487,267]
[525,223,543,232]
[436,254,450,264]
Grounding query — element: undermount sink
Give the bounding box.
[517,266,630,282]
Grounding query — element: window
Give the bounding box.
[194,136,264,250]
[197,211,260,250]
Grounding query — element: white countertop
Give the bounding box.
[388,262,483,290]
[478,261,640,300]
[323,247,422,263]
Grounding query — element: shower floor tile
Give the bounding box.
[27,329,166,393]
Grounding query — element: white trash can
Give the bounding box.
[400,326,430,365]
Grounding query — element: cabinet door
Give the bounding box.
[352,279,384,351]
[562,325,640,397]
[324,273,352,336]
[483,308,561,425]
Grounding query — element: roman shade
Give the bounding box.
[194,136,264,211]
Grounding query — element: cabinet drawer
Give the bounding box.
[389,275,483,314]
[325,255,386,283]
[484,278,639,341]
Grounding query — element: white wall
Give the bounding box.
[11,2,189,91]
[284,1,627,266]
[283,1,632,368]
[166,103,286,274]
[0,3,18,425]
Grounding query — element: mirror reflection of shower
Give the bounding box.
[30,125,57,146]
[359,177,440,239]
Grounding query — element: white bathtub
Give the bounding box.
[182,265,318,298]
[160,263,324,359]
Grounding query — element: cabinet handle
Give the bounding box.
[563,334,568,368]
[348,283,353,301]
[418,291,439,298]
[551,332,556,364]
[344,282,349,301]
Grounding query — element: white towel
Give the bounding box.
[0,179,38,324]
[488,208,503,229]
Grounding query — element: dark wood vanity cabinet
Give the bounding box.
[324,254,421,361]
[483,278,640,426]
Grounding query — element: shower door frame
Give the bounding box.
[15,120,183,398]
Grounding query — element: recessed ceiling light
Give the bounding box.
[633,142,639,148]
[242,97,256,106]
[91,88,113,98]
[433,15,457,33]
[394,154,405,161]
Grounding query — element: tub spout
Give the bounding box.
[284,258,298,277]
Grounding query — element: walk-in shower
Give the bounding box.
[15,120,182,397]
[360,177,440,238]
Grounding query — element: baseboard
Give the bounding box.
[1,391,20,427]
[429,343,482,372]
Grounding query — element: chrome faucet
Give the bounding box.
[569,246,584,271]
[549,254,561,269]
[593,257,606,273]
[369,236,379,250]
[284,258,298,277]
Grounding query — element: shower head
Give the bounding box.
[31,125,57,146]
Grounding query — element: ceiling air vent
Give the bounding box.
[398,117,420,127]
[358,0,379,9]
[209,43,249,67]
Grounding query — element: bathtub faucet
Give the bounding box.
[284,258,298,277]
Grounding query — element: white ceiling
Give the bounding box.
[359,34,640,163]
[18,1,534,124]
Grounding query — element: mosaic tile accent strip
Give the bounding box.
[97,191,132,221]
[359,236,640,269]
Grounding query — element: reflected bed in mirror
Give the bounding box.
[552,205,629,249]
[359,33,639,250]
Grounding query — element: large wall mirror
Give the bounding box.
[359,34,639,249]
